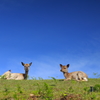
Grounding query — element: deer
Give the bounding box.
[1,62,32,80]
[0,70,11,79]
[60,64,88,81]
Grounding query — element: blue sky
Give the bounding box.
[0,0,100,79]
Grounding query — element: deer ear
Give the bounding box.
[9,70,11,72]
[29,62,32,66]
[67,64,70,68]
[60,64,62,67]
[21,62,25,66]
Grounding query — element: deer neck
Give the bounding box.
[24,70,28,79]
[63,72,69,78]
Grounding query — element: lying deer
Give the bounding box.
[1,62,32,80]
[60,64,88,81]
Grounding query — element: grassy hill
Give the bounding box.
[0,78,100,100]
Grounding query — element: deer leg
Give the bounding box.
[77,72,84,81]
[64,78,71,81]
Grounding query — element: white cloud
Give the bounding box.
[1,52,100,79]
[29,59,61,79]
[29,52,100,79]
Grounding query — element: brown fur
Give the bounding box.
[1,62,32,80]
[60,64,88,81]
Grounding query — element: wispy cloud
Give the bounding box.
[29,52,100,79]
[1,52,100,79]
[30,60,60,79]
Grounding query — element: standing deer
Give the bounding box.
[1,62,32,80]
[60,64,88,81]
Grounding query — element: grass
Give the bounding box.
[0,78,100,99]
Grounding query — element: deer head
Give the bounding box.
[21,62,32,72]
[60,64,70,72]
